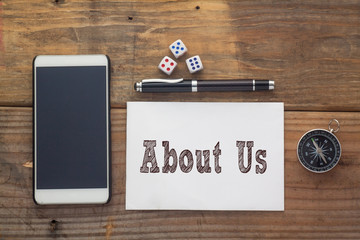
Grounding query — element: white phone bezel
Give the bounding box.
[33,55,110,205]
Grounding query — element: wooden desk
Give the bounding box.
[1,1,359,239]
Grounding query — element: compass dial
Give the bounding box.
[297,129,341,173]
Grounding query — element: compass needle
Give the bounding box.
[311,138,327,164]
[319,152,327,164]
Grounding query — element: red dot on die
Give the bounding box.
[165,58,169,62]
[170,62,174,66]
[161,64,165,68]
[167,67,170,71]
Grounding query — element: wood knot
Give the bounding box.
[128,16,133,21]
[54,0,65,4]
[195,6,200,10]
[50,219,59,232]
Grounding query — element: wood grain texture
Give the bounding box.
[1,0,360,239]
[0,107,359,239]
[0,1,360,110]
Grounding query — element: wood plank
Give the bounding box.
[1,1,360,110]
[0,107,359,239]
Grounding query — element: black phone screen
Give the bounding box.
[35,66,108,189]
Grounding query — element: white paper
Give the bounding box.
[126,102,284,211]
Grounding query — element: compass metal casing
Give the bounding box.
[297,129,341,173]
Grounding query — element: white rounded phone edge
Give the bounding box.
[34,188,109,205]
[34,54,108,67]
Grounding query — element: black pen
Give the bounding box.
[134,79,274,93]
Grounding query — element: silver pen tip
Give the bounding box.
[134,82,142,92]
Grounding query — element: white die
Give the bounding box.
[186,55,203,73]
[158,56,177,75]
[169,39,187,59]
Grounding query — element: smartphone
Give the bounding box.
[33,55,111,204]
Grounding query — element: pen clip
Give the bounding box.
[141,78,184,84]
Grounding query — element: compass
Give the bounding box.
[297,119,341,173]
